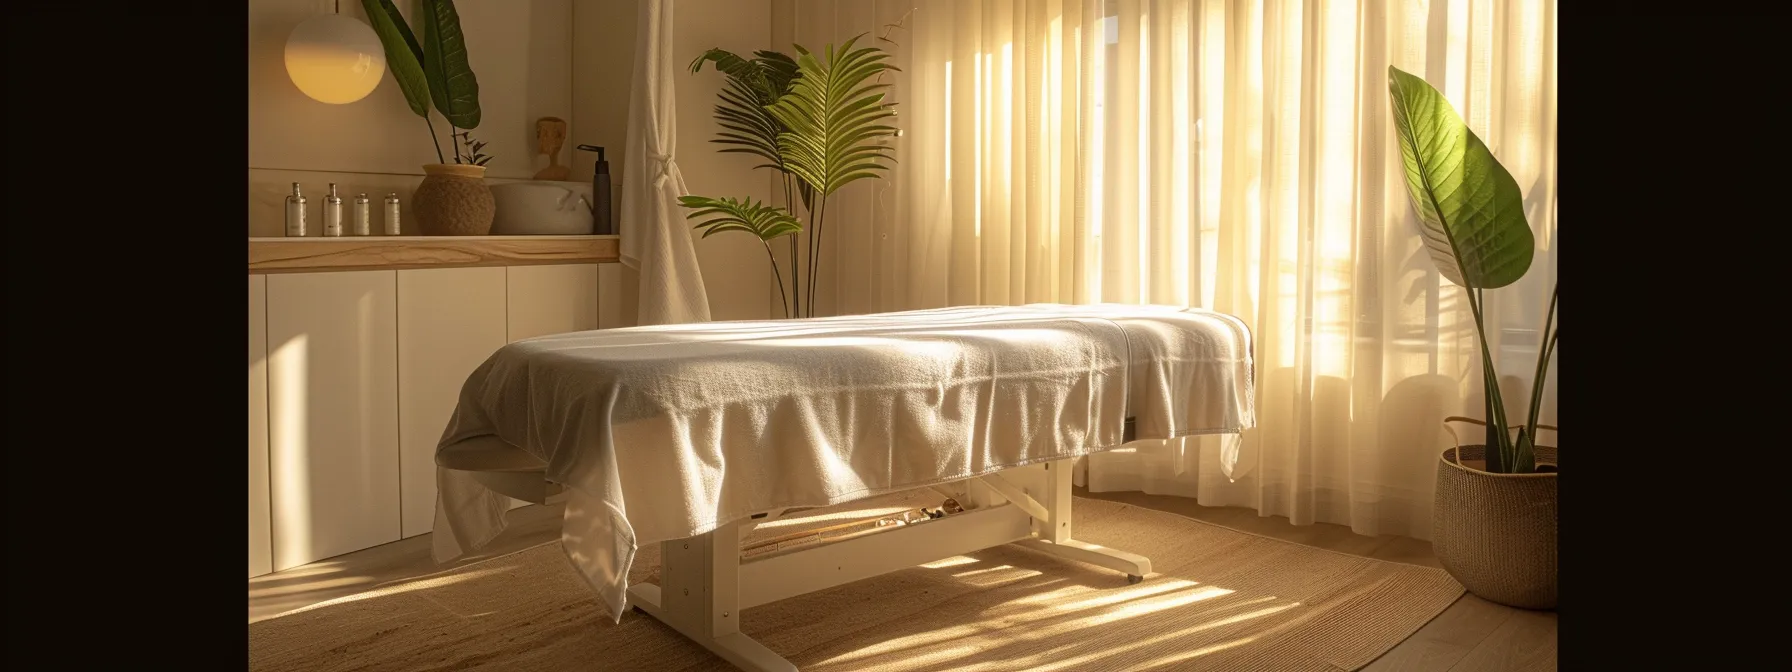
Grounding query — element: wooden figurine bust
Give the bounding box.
[533,117,572,181]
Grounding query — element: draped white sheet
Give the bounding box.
[619,0,712,326]
[798,0,1557,540]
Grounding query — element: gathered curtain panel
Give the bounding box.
[621,0,713,326]
[794,0,1556,540]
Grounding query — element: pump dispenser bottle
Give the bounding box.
[576,144,614,235]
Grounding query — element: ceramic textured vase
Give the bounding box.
[413,164,495,236]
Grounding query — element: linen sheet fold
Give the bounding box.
[432,304,1254,621]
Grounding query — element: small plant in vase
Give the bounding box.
[363,0,494,235]
[453,131,493,166]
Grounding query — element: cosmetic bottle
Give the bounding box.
[352,194,371,236]
[284,183,308,237]
[576,144,614,235]
[322,183,344,237]
[384,193,401,235]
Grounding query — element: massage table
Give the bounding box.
[431,304,1254,672]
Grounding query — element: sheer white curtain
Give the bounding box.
[809,0,1556,540]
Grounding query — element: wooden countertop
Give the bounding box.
[249,235,620,274]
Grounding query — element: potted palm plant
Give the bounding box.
[1387,66,1559,609]
[680,35,900,318]
[363,0,494,236]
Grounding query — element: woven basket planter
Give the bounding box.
[413,164,495,236]
[1432,417,1558,610]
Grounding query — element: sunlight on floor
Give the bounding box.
[249,574,378,598]
[919,555,980,569]
[307,568,506,609]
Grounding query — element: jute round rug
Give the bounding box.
[249,496,1462,671]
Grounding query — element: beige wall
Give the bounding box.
[676,0,776,320]
[250,0,777,321]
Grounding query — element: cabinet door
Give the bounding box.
[397,268,508,537]
[507,264,600,340]
[266,271,401,570]
[249,276,273,578]
[597,262,630,329]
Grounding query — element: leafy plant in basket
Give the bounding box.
[361,0,491,165]
[682,34,901,319]
[1386,66,1557,474]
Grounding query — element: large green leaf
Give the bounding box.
[420,0,480,129]
[678,196,802,241]
[767,34,900,198]
[1386,66,1532,289]
[360,0,429,117]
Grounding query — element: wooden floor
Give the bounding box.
[249,488,1556,671]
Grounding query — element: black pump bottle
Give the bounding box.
[577,144,614,235]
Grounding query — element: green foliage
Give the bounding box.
[678,196,802,241]
[683,35,901,319]
[419,0,481,130]
[359,0,483,164]
[678,195,802,316]
[766,35,900,198]
[690,49,810,205]
[361,0,428,118]
[1387,66,1555,474]
[1386,67,1533,290]
[453,130,492,166]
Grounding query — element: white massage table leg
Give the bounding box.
[627,520,796,672]
[1012,458,1153,584]
[627,459,1152,671]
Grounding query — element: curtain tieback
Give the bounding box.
[649,152,675,187]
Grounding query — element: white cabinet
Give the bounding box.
[249,276,273,578]
[249,263,620,572]
[598,262,630,329]
[508,264,601,340]
[397,268,509,537]
[266,271,402,571]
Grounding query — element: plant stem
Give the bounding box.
[784,176,801,319]
[808,196,829,318]
[763,240,792,319]
[1464,286,1514,471]
[451,126,463,163]
[424,115,446,164]
[804,197,819,317]
[1524,284,1558,443]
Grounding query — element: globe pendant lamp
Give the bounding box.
[284,1,385,104]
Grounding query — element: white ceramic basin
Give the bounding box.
[489,181,594,235]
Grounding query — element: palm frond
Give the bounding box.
[690,48,807,188]
[766,34,901,198]
[754,50,800,98]
[677,195,802,241]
